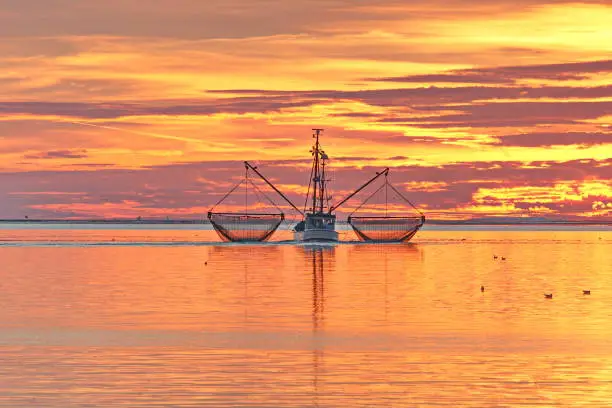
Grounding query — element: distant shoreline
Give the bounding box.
[0,219,205,224]
[1,219,610,226]
[426,221,612,226]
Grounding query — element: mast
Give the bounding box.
[311,129,324,214]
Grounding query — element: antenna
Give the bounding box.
[312,128,324,137]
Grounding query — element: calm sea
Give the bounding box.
[0,224,611,406]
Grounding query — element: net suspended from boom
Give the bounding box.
[208,212,284,242]
[347,174,425,243]
[207,164,287,242]
[348,215,424,242]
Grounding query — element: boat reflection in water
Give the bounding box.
[303,243,423,405]
[308,246,329,332]
[305,245,332,406]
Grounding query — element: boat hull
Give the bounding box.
[294,229,339,242]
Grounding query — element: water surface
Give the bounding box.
[0,226,611,406]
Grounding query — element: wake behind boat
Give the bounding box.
[208,128,425,243]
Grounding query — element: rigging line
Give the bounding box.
[209,179,244,212]
[244,161,303,216]
[385,174,388,217]
[248,178,283,213]
[387,182,425,217]
[349,183,387,218]
[249,181,267,212]
[303,158,315,215]
[325,166,334,211]
[330,168,389,212]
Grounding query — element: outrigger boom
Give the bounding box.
[244,161,304,216]
[329,168,389,213]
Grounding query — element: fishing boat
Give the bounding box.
[208,128,425,243]
[293,129,339,242]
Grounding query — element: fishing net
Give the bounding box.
[346,174,426,242]
[208,212,285,242]
[207,164,287,242]
[348,215,425,242]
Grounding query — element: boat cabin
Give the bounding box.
[293,213,336,233]
[305,213,336,230]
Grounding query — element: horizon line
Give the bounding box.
[0,218,610,226]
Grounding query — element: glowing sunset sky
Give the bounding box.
[0,0,610,220]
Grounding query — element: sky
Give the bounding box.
[0,0,611,220]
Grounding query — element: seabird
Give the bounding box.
[583,290,591,295]
[544,293,553,299]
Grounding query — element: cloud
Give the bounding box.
[23,149,88,160]
[0,0,414,39]
[209,84,612,111]
[0,77,26,86]
[0,98,325,119]
[370,59,612,84]
[330,112,384,118]
[385,101,612,128]
[369,73,515,85]
[0,37,81,58]
[14,78,158,99]
[491,132,612,147]
[2,83,610,122]
[61,163,114,168]
[0,158,609,219]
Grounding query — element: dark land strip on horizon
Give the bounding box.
[0,219,610,226]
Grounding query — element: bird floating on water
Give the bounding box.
[493,255,498,260]
[583,290,591,295]
[481,285,485,292]
[501,257,506,261]
[544,293,553,299]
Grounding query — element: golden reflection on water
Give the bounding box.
[0,227,611,406]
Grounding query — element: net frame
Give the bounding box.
[207,165,286,242]
[208,212,285,242]
[348,215,425,242]
[346,173,426,243]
